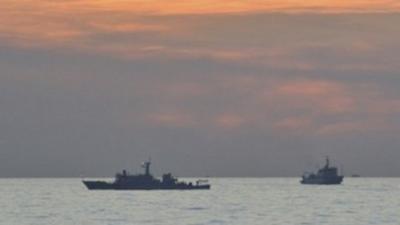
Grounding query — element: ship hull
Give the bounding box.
[300,176,343,185]
[83,180,210,190]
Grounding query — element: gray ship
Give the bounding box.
[83,160,210,190]
[301,157,343,185]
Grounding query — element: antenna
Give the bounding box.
[141,157,152,176]
[325,156,330,168]
[340,164,344,177]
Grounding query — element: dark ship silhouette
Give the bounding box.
[83,160,210,190]
[301,157,343,185]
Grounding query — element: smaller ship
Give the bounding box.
[83,159,210,190]
[301,157,343,185]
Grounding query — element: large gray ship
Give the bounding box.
[301,157,343,185]
[83,160,210,190]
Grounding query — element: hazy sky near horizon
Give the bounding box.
[1,1,400,177]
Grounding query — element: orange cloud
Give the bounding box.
[36,0,400,15]
[146,112,197,128]
[277,80,343,96]
[1,1,400,142]
[215,114,245,129]
[1,0,399,67]
[88,22,168,33]
[316,119,386,135]
[276,80,356,114]
[274,117,312,131]
[103,73,400,136]
[1,1,399,43]
[370,100,400,115]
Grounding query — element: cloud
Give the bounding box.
[274,117,312,132]
[316,119,386,135]
[2,1,400,56]
[88,22,169,33]
[2,0,400,176]
[146,112,197,128]
[274,80,356,116]
[215,114,245,129]
[277,80,344,96]
[137,75,400,137]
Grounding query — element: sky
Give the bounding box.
[1,1,400,177]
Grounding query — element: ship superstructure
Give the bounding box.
[83,160,210,190]
[301,157,343,185]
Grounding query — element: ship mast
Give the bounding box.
[142,158,151,176]
[325,156,330,169]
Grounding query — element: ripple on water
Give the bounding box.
[1,178,400,225]
[185,207,209,211]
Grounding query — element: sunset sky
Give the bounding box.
[1,1,400,177]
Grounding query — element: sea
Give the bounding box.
[0,178,399,225]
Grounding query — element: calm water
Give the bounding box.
[1,178,399,225]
